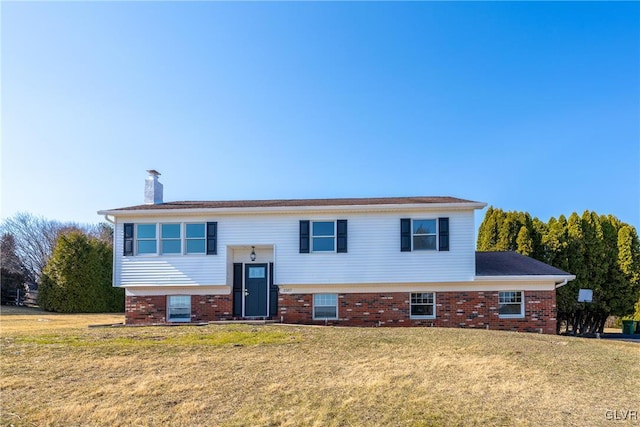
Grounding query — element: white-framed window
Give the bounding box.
[161,224,181,254]
[313,294,338,320]
[498,291,524,318]
[312,221,335,252]
[167,295,191,322]
[410,292,435,318]
[134,223,208,255]
[413,219,437,250]
[136,224,157,254]
[185,223,206,254]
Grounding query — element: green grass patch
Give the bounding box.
[12,325,302,348]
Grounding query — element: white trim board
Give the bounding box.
[277,281,559,294]
[125,285,231,297]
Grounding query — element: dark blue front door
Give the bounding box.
[245,264,268,317]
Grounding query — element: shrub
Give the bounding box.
[38,232,123,312]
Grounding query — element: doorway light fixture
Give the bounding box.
[250,246,256,262]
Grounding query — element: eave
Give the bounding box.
[98,201,487,217]
[475,275,576,287]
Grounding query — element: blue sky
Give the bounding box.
[2,2,639,232]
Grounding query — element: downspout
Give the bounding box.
[103,215,115,224]
[555,278,568,289]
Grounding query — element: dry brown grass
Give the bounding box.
[1,307,638,426]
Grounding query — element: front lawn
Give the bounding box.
[1,307,637,426]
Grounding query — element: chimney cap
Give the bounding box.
[147,169,161,176]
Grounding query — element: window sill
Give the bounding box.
[410,316,436,320]
[498,315,525,319]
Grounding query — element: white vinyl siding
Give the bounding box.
[114,210,476,288]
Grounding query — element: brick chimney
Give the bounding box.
[144,170,163,205]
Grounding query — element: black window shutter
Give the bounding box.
[400,218,411,252]
[269,262,277,316]
[233,263,242,317]
[439,217,449,251]
[123,223,134,256]
[299,220,310,253]
[336,220,348,253]
[206,222,217,255]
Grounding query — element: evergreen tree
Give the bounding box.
[477,208,640,335]
[516,225,534,256]
[38,231,123,313]
[617,225,640,321]
[477,206,499,251]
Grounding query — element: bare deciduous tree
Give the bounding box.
[0,212,112,286]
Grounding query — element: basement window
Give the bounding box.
[410,292,435,318]
[313,294,338,320]
[167,295,191,322]
[498,291,524,318]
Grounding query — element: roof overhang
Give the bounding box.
[98,201,487,217]
[475,275,576,288]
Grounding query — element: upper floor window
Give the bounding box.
[185,223,206,254]
[161,224,181,254]
[136,224,157,254]
[401,218,449,252]
[312,221,335,252]
[413,219,437,250]
[300,220,347,253]
[127,222,215,256]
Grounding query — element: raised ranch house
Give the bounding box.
[98,171,575,334]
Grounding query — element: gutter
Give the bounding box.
[475,274,575,283]
[555,277,572,288]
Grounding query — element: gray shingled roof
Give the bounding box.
[476,251,572,276]
[105,196,483,212]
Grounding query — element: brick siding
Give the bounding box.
[126,290,556,334]
[125,295,232,325]
[279,290,557,334]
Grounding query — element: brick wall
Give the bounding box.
[126,296,167,325]
[192,295,232,323]
[279,290,557,334]
[125,295,232,325]
[126,290,557,334]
